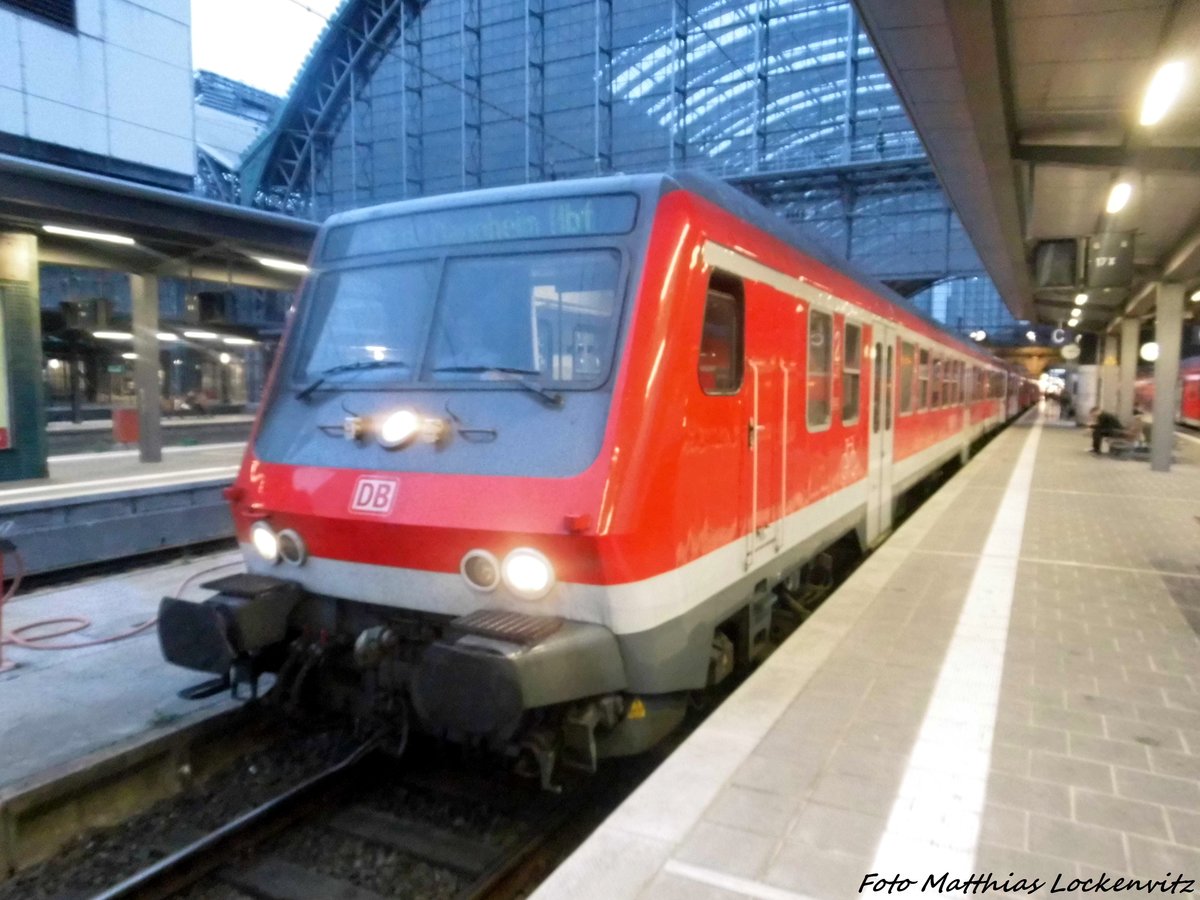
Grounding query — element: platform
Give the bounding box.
[0,550,244,789]
[0,443,243,575]
[46,414,254,456]
[536,413,1200,898]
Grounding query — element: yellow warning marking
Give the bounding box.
[628,698,646,720]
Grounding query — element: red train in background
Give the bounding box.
[159,173,1034,782]
[1135,355,1200,428]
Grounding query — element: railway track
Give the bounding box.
[0,714,642,900]
[90,739,620,900]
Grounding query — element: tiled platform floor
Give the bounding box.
[535,413,1200,899]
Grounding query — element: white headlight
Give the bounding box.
[250,522,279,563]
[501,548,555,599]
[378,409,420,448]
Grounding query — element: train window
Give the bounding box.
[698,276,744,395]
[899,342,915,414]
[947,360,957,405]
[842,322,861,424]
[808,308,833,430]
[918,348,930,410]
[872,341,882,434]
[931,357,942,408]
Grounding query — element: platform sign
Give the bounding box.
[1087,232,1134,289]
[0,295,12,450]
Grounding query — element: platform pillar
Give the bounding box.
[130,273,162,464]
[1151,282,1182,473]
[1099,334,1119,414]
[1118,316,1138,422]
[0,233,47,482]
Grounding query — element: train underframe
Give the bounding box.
[157,537,852,789]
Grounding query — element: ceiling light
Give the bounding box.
[222,336,255,346]
[157,332,177,341]
[1074,293,1088,306]
[255,256,309,274]
[43,224,135,245]
[1106,182,1132,214]
[1191,290,1199,303]
[121,352,137,360]
[93,331,133,340]
[1140,342,1160,362]
[219,352,232,364]
[1139,61,1186,126]
[1026,330,1037,342]
[183,330,218,340]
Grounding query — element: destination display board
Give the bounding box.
[324,194,639,259]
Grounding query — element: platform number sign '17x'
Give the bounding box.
[350,476,399,515]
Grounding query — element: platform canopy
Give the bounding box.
[854,0,1200,331]
[0,153,316,289]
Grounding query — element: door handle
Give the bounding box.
[748,419,763,448]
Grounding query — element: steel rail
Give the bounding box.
[90,740,379,900]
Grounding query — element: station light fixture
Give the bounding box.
[1139,61,1186,126]
[222,336,255,346]
[255,256,309,274]
[43,224,135,245]
[1074,293,1088,306]
[1140,342,1160,362]
[219,352,232,365]
[183,330,219,340]
[47,359,62,370]
[157,332,177,341]
[121,352,137,360]
[1026,330,1037,342]
[1191,289,1200,303]
[93,330,133,340]
[1106,181,1132,214]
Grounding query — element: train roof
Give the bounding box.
[322,172,1001,366]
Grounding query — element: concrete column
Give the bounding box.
[1118,316,1138,421]
[130,273,162,463]
[0,233,47,481]
[1100,333,1119,413]
[1151,282,1183,473]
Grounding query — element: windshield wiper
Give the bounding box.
[297,359,410,401]
[431,366,563,408]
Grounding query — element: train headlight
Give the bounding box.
[277,529,308,566]
[461,549,501,592]
[501,548,555,599]
[378,409,421,448]
[250,522,280,563]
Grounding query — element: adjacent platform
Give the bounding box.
[536,415,1200,898]
[0,443,243,574]
[0,550,243,789]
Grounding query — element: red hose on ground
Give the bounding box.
[0,551,242,653]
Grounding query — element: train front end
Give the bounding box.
[157,179,664,775]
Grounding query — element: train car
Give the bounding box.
[1135,355,1200,428]
[158,174,1028,782]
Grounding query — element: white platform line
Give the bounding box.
[0,466,238,500]
[48,442,245,463]
[870,420,1043,879]
[1176,429,1200,446]
[663,861,820,900]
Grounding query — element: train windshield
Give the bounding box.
[295,249,623,390]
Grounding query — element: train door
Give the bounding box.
[866,325,896,544]
[746,357,783,568]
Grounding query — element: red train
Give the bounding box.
[1135,355,1200,428]
[159,174,1033,780]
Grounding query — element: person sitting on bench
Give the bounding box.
[1089,406,1124,454]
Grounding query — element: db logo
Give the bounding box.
[350,476,399,515]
